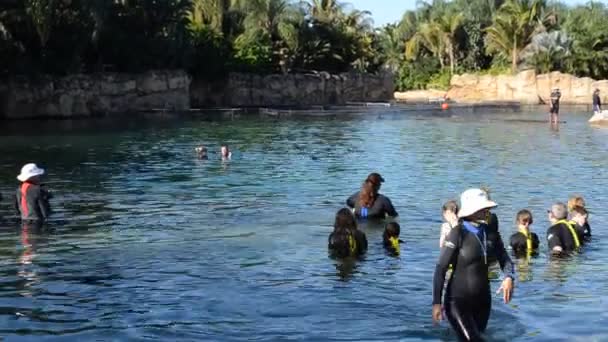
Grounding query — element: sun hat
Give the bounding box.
[458,188,498,218]
[17,163,45,182]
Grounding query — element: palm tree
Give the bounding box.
[405,22,445,69]
[378,24,404,72]
[485,0,548,73]
[189,0,233,32]
[520,30,572,73]
[307,0,345,23]
[233,0,303,71]
[433,10,464,74]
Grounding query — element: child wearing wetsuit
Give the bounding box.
[547,202,583,255]
[15,163,52,223]
[328,208,367,258]
[568,195,591,240]
[433,189,514,342]
[439,200,459,248]
[383,222,403,255]
[509,209,539,257]
[570,206,589,241]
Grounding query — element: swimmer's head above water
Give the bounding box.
[221,145,231,159]
[383,222,402,253]
[547,202,568,224]
[570,205,588,227]
[195,145,208,159]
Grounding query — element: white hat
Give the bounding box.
[458,188,497,218]
[17,163,45,182]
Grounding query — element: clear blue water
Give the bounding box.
[0,106,607,341]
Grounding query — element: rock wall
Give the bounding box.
[0,70,191,118]
[191,72,394,108]
[447,70,608,105]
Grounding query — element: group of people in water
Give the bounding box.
[328,172,593,341]
[6,161,594,341]
[195,144,232,160]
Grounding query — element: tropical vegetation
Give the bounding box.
[0,0,607,91]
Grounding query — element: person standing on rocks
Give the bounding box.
[593,89,602,114]
[549,87,561,124]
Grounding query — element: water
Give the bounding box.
[0,107,607,341]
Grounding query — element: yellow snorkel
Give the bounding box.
[348,234,358,256]
[389,236,400,254]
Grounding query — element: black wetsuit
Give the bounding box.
[346,192,398,219]
[15,182,51,222]
[328,229,368,258]
[509,231,540,257]
[581,222,591,240]
[550,90,561,114]
[433,221,514,342]
[593,93,602,112]
[547,221,584,254]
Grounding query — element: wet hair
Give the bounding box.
[442,200,459,215]
[358,181,376,208]
[383,222,400,245]
[567,195,586,211]
[516,209,533,225]
[365,173,384,193]
[570,205,588,217]
[328,208,358,258]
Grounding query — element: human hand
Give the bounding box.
[432,304,443,324]
[497,277,514,303]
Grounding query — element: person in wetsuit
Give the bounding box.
[549,87,561,124]
[593,89,602,114]
[546,202,583,255]
[568,195,591,240]
[328,208,368,258]
[346,173,398,219]
[433,188,514,342]
[570,206,590,241]
[15,163,51,223]
[383,222,403,255]
[509,209,539,258]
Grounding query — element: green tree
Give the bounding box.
[485,0,548,73]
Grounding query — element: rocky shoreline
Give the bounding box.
[395,70,608,106]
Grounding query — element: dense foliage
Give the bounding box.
[0,0,607,90]
[0,0,384,78]
[394,0,608,90]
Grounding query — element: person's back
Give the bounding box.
[328,208,367,258]
[546,203,582,255]
[509,209,539,257]
[593,89,602,113]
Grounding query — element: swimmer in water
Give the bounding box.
[221,145,232,160]
[15,163,52,223]
[439,200,459,248]
[568,195,591,239]
[570,206,589,241]
[433,188,514,342]
[509,209,539,258]
[383,222,403,255]
[195,145,208,160]
[346,173,398,219]
[546,202,584,256]
[328,208,368,258]
[549,86,561,124]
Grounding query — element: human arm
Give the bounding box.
[547,226,564,254]
[432,226,460,322]
[494,231,515,303]
[383,196,398,217]
[38,188,52,221]
[346,192,358,208]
